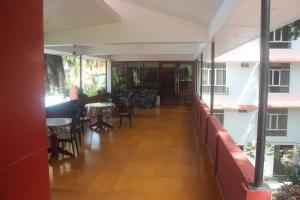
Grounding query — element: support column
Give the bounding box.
[200,53,203,100]
[254,0,271,187]
[106,60,112,93]
[195,58,198,95]
[0,1,50,199]
[105,60,108,91]
[79,55,83,89]
[210,42,215,115]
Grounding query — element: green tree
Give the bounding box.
[283,19,300,40]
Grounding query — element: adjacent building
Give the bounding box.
[197,26,300,177]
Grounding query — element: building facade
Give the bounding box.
[197,27,300,178]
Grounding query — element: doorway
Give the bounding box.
[159,62,193,105]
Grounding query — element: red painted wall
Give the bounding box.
[0,1,51,200]
[193,95,272,200]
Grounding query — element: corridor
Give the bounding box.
[50,106,222,200]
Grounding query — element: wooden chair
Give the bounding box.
[57,116,80,158]
[117,97,134,127]
[80,106,95,133]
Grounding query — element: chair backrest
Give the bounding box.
[65,100,80,118]
[128,104,134,117]
[70,116,80,138]
[119,96,129,106]
[117,96,135,116]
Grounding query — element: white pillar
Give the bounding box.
[293,145,300,165]
[106,60,112,93]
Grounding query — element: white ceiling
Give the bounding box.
[44,0,300,61]
[125,0,224,25]
[210,0,300,59]
[44,0,120,32]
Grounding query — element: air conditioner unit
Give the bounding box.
[241,62,250,68]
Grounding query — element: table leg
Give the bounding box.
[90,114,113,133]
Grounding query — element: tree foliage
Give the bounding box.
[44,54,65,96]
[244,142,275,159]
[284,164,300,185]
[283,19,300,40]
[274,184,300,200]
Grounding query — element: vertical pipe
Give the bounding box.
[200,53,203,100]
[254,0,270,187]
[105,60,108,92]
[210,42,215,115]
[79,55,83,89]
[195,59,198,95]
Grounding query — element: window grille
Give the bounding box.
[266,108,288,136]
[202,63,228,95]
[269,63,290,93]
[213,109,224,125]
[269,28,291,49]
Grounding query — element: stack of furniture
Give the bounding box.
[115,88,157,108]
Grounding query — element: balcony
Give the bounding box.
[269,41,291,49]
[194,96,272,199]
[270,41,291,49]
[202,85,229,95]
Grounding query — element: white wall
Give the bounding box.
[202,62,259,107]
[200,61,300,146]
[289,63,300,98]
[247,153,275,178]
[291,37,300,50]
[224,110,257,145]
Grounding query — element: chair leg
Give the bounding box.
[56,140,60,160]
[90,131,94,143]
[81,120,85,135]
[129,116,132,128]
[119,116,122,127]
[88,120,93,133]
[61,141,64,159]
[71,141,76,159]
[77,130,82,146]
[74,138,79,156]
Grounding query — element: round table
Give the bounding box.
[46,118,73,160]
[46,118,72,127]
[85,102,115,109]
[85,102,115,132]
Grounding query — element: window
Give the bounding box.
[127,62,143,88]
[112,62,128,93]
[143,62,159,89]
[202,63,227,94]
[269,27,291,49]
[269,63,290,93]
[197,60,202,96]
[213,109,224,125]
[112,61,160,92]
[266,108,288,136]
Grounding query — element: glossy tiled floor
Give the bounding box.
[49,106,222,200]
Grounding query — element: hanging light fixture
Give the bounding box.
[72,44,77,56]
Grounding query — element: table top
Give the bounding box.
[85,102,115,108]
[46,118,72,127]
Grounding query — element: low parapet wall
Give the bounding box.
[46,95,102,118]
[194,95,272,200]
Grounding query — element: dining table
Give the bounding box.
[46,118,73,160]
[85,102,115,132]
